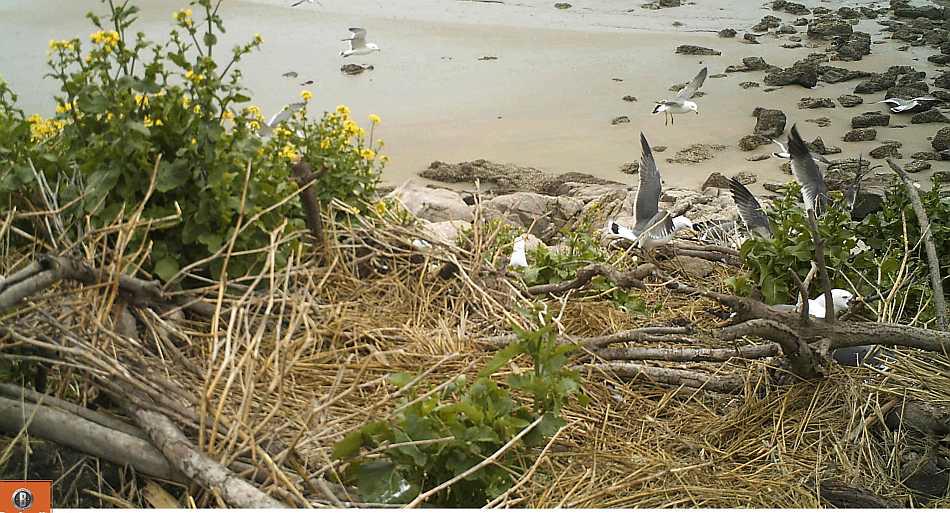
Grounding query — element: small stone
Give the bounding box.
[675,45,721,56]
[554,2,572,8]
[620,161,640,174]
[763,182,787,193]
[777,24,798,34]
[622,95,638,102]
[838,94,864,107]
[743,33,760,44]
[933,126,950,151]
[719,28,737,38]
[709,73,727,79]
[747,153,771,161]
[783,42,804,49]
[653,145,668,152]
[843,128,877,141]
[611,115,631,125]
[754,109,787,137]
[798,97,836,109]
[904,160,932,173]
[851,111,890,128]
[806,117,832,127]
[911,109,950,124]
[658,0,681,6]
[739,134,771,151]
[740,81,760,89]
[792,17,809,27]
[701,172,732,189]
[672,21,684,27]
[732,171,757,184]
[911,151,940,160]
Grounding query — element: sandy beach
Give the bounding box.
[0,0,945,191]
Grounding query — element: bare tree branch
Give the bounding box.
[526,263,655,296]
[581,363,745,394]
[806,209,835,324]
[596,343,780,362]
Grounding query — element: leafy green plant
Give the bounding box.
[333,309,584,507]
[0,0,384,281]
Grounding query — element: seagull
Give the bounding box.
[728,178,772,239]
[616,133,694,254]
[509,234,529,268]
[770,138,832,165]
[787,124,829,216]
[290,0,320,6]
[259,101,306,137]
[653,67,707,126]
[282,71,299,79]
[341,28,380,58]
[772,289,854,319]
[876,96,941,114]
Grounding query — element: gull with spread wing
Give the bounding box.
[341,28,380,58]
[728,177,772,240]
[787,124,829,216]
[652,67,707,126]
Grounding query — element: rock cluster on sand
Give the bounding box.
[931,127,950,151]
[911,110,950,124]
[904,160,932,173]
[764,60,818,87]
[869,142,903,159]
[851,111,890,128]
[675,45,721,56]
[843,128,877,142]
[738,134,772,151]
[837,94,864,107]
[726,57,778,73]
[718,28,737,38]
[807,18,853,38]
[753,109,787,137]
[798,97,835,109]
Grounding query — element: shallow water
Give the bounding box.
[0,0,944,191]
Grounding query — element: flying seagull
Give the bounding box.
[652,67,707,126]
[341,28,380,58]
[876,96,941,114]
[770,138,832,165]
[259,101,306,137]
[290,0,321,7]
[728,178,772,239]
[788,124,829,216]
[607,133,693,254]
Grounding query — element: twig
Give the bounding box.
[595,343,780,362]
[479,326,692,350]
[406,416,544,508]
[483,421,573,509]
[0,383,143,439]
[292,160,325,254]
[526,263,655,296]
[582,363,745,394]
[806,209,835,324]
[886,158,947,330]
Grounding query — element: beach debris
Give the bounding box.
[675,45,721,56]
[740,81,760,89]
[554,2,572,8]
[478,56,498,61]
[622,95,638,102]
[281,71,298,78]
[611,116,631,125]
[340,63,374,75]
[665,144,727,164]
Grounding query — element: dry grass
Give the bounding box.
[0,197,947,508]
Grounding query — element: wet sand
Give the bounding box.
[0,0,945,191]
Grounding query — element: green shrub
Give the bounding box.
[0,0,384,280]
[333,309,584,507]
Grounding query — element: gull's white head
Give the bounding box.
[672,216,694,232]
[831,289,855,313]
[367,43,381,52]
[684,100,699,114]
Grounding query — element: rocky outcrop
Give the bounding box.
[482,192,584,241]
[819,66,873,83]
[911,109,950,124]
[738,134,772,151]
[675,45,721,55]
[832,32,871,61]
[798,97,835,109]
[851,111,890,128]
[931,126,950,151]
[725,56,777,73]
[387,181,474,223]
[764,59,818,87]
[868,142,903,159]
[838,94,864,107]
[718,28,737,38]
[808,18,853,38]
[754,109,787,137]
[843,128,877,141]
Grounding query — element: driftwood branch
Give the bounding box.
[595,343,780,362]
[526,263,655,296]
[582,363,745,394]
[815,479,902,508]
[292,160,325,252]
[129,406,287,508]
[479,326,693,350]
[886,158,947,330]
[806,209,835,324]
[0,395,184,482]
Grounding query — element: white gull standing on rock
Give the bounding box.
[652,67,707,126]
[341,28,380,58]
[606,133,693,253]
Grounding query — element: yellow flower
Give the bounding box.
[184,69,204,83]
[90,31,119,48]
[48,39,77,52]
[373,201,387,215]
[368,114,381,125]
[360,148,376,160]
[253,33,263,45]
[27,114,65,141]
[335,104,350,117]
[181,96,191,109]
[55,101,74,114]
[174,8,194,26]
[143,116,163,127]
[193,104,201,114]
[279,143,299,161]
[222,110,234,120]
[244,105,263,120]
[343,120,360,135]
[106,112,114,121]
[380,155,390,164]
[300,90,313,101]
[190,138,197,145]
[319,138,331,150]
[249,120,261,131]
[134,94,148,107]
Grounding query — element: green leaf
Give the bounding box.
[198,232,224,252]
[388,372,414,388]
[478,342,523,378]
[351,461,418,504]
[203,32,218,47]
[153,257,180,282]
[332,430,365,460]
[125,120,150,137]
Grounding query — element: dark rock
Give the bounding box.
[732,171,757,184]
[774,0,809,15]
[622,95,638,102]
[858,7,878,19]
[798,97,835,109]
[904,160,932,173]
[763,182,787,193]
[886,84,930,100]
[747,153,771,161]
[808,18,853,38]
[854,74,896,94]
[743,33,761,44]
[340,63,374,75]
[754,109,787,137]
[780,161,792,174]
[933,90,950,102]
[843,128,877,141]
[726,56,777,73]
[893,5,944,21]
[653,145,668,152]
[838,94,864,107]
[658,0,681,6]
[806,117,832,127]
[809,136,841,155]
[897,71,927,85]
[782,42,804,49]
[934,170,950,183]
[851,191,884,220]
[832,31,871,61]
[936,71,950,89]
[718,28,737,38]
[851,111,890,128]
[929,54,950,65]
[777,24,798,34]
[675,45,721,55]
[819,66,872,83]
[910,151,939,160]
[554,2,572,8]
[740,81,760,89]
[800,53,829,65]
[752,15,782,32]
[811,6,830,15]
[869,143,902,159]
[701,172,732,189]
[738,134,771,151]
[932,126,950,151]
[837,6,859,19]
[764,60,818,88]
[620,161,640,174]
[793,17,810,26]
[611,115,631,125]
[912,109,950,124]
